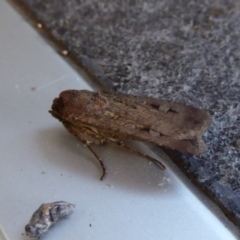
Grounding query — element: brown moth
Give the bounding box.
[49,90,211,180]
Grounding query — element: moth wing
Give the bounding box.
[104,93,211,139]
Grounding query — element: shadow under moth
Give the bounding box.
[49,90,211,180]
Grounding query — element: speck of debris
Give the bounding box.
[37,23,42,28]
[61,50,68,56]
[41,171,46,174]
[31,87,36,91]
[89,224,92,227]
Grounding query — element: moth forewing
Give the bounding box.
[59,90,210,140]
[50,90,211,179]
[106,93,211,138]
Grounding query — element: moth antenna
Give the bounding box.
[83,141,106,180]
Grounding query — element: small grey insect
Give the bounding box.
[25,201,75,239]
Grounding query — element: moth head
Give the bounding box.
[49,91,79,121]
[50,90,109,121]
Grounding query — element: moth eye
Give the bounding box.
[124,123,136,129]
[158,105,170,113]
[149,129,160,137]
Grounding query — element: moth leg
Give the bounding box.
[113,141,166,170]
[83,141,106,181]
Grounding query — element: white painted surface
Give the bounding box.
[0,1,237,239]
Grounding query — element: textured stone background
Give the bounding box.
[15,0,240,227]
